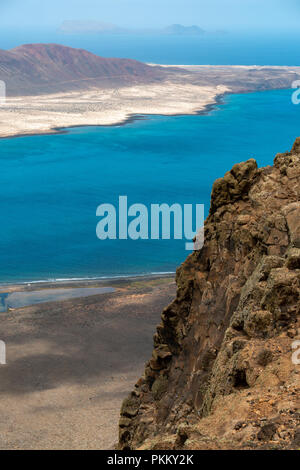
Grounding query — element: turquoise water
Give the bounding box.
[0,287,115,312]
[0,88,299,282]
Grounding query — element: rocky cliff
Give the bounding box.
[118,139,300,450]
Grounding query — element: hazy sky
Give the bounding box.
[1,0,299,31]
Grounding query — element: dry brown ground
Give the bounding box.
[0,278,176,449]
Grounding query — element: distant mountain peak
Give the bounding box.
[57,21,206,36]
[164,24,205,35]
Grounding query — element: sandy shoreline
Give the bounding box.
[0,81,229,139]
[0,90,228,140]
[0,272,175,293]
[0,93,226,141]
[1,64,299,139]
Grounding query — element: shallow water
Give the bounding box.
[0,287,115,312]
[0,88,299,282]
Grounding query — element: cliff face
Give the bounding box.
[119,139,300,450]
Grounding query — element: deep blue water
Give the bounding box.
[1,30,300,66]
[0,88,299,283]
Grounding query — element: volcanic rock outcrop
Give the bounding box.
[119,139,300,450]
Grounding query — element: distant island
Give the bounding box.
[58,21,206,36]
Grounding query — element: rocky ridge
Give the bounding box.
[118,139,300,450]
[0,44,167,96]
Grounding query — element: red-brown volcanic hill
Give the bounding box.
[0,43,167,96]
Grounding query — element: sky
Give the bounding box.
[1,0,300,32]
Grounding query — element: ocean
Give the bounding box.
[0,88,299,283]
[1,30,300,66]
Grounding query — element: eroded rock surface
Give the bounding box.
[118,139,300,450]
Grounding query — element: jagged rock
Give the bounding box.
[286,247,300,269]
[257,423,277,441]
[282,203,300,248]
[292,429,300,449]
[120,393,140,418]
[118,139,300,450]
[210,159,258,214]
[256,348,273,367]
[151,376,169,401]
[291,137,300,154]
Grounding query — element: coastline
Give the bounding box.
[0,272,176,449]
[0,87,281,142]
[0,114,150,140]
[0,85,229,140]
[0,272,176,293]
[1,63,299,140]
[1,55,299,450]
[0,87,230,141]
